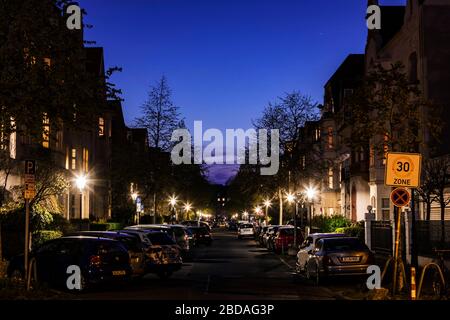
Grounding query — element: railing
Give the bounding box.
[371,220,393,256]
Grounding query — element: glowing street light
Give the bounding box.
[263,199,271,224]
[74,174,88,231]
[169,195,178,208]
[75,174,87,192]
[305,186,317,202]
[286,192,296,204]
[168,195,178,223]
[183,202,193,220]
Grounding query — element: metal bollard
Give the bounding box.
[411,267,416,300]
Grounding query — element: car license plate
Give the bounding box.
[112,270,126,276]
[342,256,360,263]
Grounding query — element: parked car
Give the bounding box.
[67,231,146,277]
[265,226,280,250]
[304,237,375,285]
[273,227,304,254]
[7,236,132,290]
[181,220,211,232]
[165,225,191,257]
[237,223,254,239]
[120,229,183,279]
[296,233,345,273]
[187,226,212,246]
[125,224,176,241]
[258,226,269,246]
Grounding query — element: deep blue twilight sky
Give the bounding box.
[80,0,406,184]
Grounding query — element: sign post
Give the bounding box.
[385,152,421,296]
[24,160,36,288]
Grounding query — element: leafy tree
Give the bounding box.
[347,62,442,155]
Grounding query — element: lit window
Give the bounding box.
[82,148,89,173]
[327,127,333,149]
[44,58,51,67]
[328,166,334,189]
[42,113,50,148]
[315,128,321,142]
[65,147,69,170]
[99,117,105,136]
[71,148,77,170]
[383,134,389,165]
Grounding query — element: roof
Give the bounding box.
[325,54,365,88]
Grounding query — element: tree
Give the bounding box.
[417,158,439,221]
[135,76,183,151]
[229,91,320,223]
[348,62,441,155]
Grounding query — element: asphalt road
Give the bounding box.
[77,229,364,300]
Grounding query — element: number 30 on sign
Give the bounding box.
[385,152,422,188]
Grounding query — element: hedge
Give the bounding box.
[335,224,365,240]
[32,230,63,249]
[89,222,122,231]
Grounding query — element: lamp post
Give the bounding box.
[286,192,299,249]
[131,192,138,224]
[168,195,178,224]
[183,202,192,221]
[305,186,317,234]
[264,199,271,226]
[75,174,87,231]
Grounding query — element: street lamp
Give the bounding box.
[168,195,178,223]
[243,211,249,221]
[263,199,271,226]
[183,202,193,221]
[75,174,87,231]
[131,192,139,224]
[286,192,299,249]
[304,186,318,233]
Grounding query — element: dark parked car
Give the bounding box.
[120,229,182,279]
[187,226,212,246]
[258,226,269,246]
[305,237,375,285]
[67,231,146,277]
[7,236,132,290]
[181,221,211,232]
[166,225,191,257]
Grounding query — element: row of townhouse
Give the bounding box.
[0,22,150,221]
[301,0,450,222]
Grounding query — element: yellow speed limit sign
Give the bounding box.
[385,152,422,188]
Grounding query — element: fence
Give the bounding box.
[416,220,450,257]
[371,220,393,256]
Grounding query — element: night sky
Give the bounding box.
[81,0,407,184]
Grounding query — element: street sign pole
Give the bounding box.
[24,198,30,288]
[23,160,36,290]
[393,205,401,295]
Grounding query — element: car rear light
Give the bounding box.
[89,255,102,267]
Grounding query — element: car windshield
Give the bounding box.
[323,238,366,251]
[147,233,176,245]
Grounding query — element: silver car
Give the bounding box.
[304,237,375,285]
